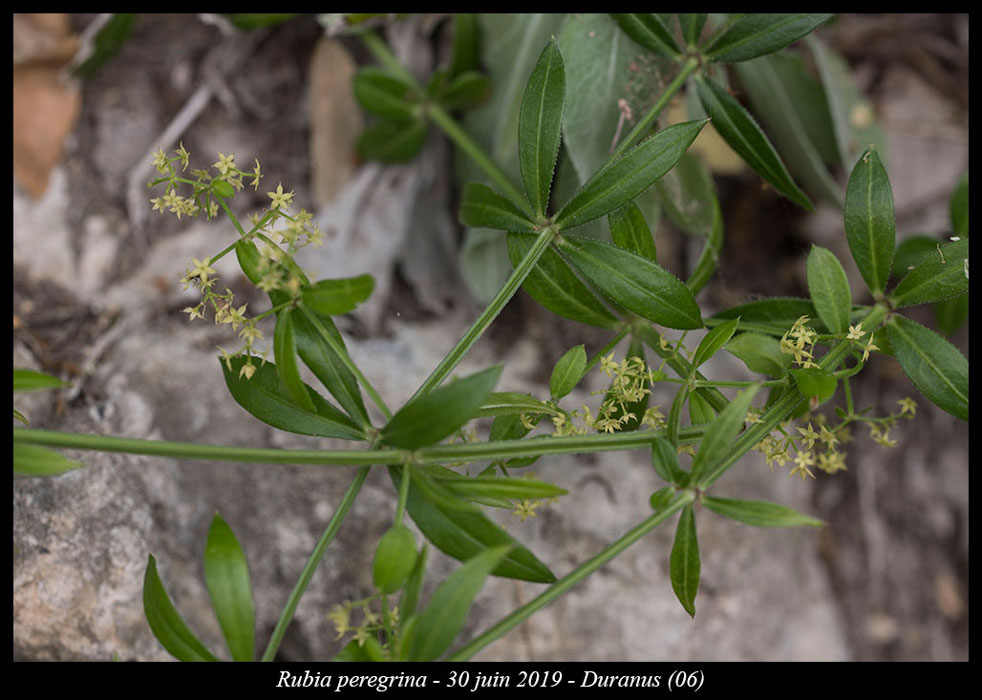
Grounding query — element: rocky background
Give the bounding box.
[13,14,968,662]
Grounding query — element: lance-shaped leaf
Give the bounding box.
[434,475,567,502]
[703,497,824,527]
[669,505,700,617]
[609,202,657,262]
[703,14,833,63]
[399,544,429,621]
[273,309,315,413]
[555,120,707,230]
[519,39,565,218]
[381,366,502,449]
[844,148,895,297]
[507,232,619,329]
[887,315,968,421]
[392,465,555,583]
[353,66,417,119]
[221,356,363,440]
[301,275,374,317]
[725,332,791,377]
[474,392,559,418]
[557,235,703,330]
[711,297,819,331]
[666,383,689,450]
[406,546,511,661]
[807,245,852,335]
[652,436,685,485]
[692,384,760,486]
[450,14,480,77]
[688,390,715,425]
[655,152,717,237]
[293,311,370,428]
[678,14,708,47]
[440,71,491,111]
[423,464,511,510]
[610,13,681,57]
[460,182,537,232]
[693,318,740,368]
[891,238,968,309]
[13,443,84,477]
[950,172,968,237]
[550,344,586,399]
[204,514,255,662]
[695,76,812,211]
[143,555,219,662]
[357,118,427,163]
[686,197,724,295]
[13,369,70,392]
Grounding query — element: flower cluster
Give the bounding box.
[148,146,328,378]
[779,315,820,369]
[328,597,400,654]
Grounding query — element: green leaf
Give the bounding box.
[518,40,565,218]
[555,120,707,230]
[678,14,708,47]
[792,367,837,405]
[301,275,374,317]
[891,235,942,281]
[273,309,315,413]
[333,636,385,662]
[373,525,418,594]
[688,390,715,426]
[440,71,491,111]
[655,152,718,237]
[72,13,136,79]
[651,436,685,485]
[13,443,84,477]
[703,14,833,63]
[410,466,482,514]
[550,345,587,399]
[935,294,968,338]
[725,332,791,377]
[423,464,510,509]
[887,315,968,421]
[399,544,429,621]
[950,173,968,236]
[353,66,417,119]
[692,385,759,486]
[891,239,968,308]
[357,118,427,163]
[703,497,824,527]
[13,369,70,392]
[459,182,537,232]
[406,546,511,661]
[204,514,255,662]
[693,318,740,368]
[844,147,895,297]
[395,465,555,583]
[733,53,843,205]
[508,232,619,329]
[711,297,819,331]
[14,409,28,425]
[685,197,724,295]
[557,235,703,330]
[650,486,675,512]
[609,203,657,263]
[610,13,681,58]
[221,356,364,440]
[807,36,887,169]
[669,506,700,617]
[807,245,852,335]
[292,312,370,428]
[474,392,559,418]
[143,555,219,662]
[450,14,481,77]
[381,366,502,449]
[435,475,567,502]
[695,76,813,211]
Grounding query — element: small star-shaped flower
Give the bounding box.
[267,183,295,211]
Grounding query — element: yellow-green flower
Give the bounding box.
[267,182,295,211]
[847,323,865,341]
[897,397,917,417]
[213,152,236,175]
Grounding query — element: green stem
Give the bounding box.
[426,103,528,208]
[13,428,396,465]
[261,465,371,661]
[409,227,555,401]
[395,465,411,526]
[611,57,700,161]
[702,317,798,337]
[298,303,392,420]
[447,490,696,660]
[358,30,420,87]
[693,378,787,388]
